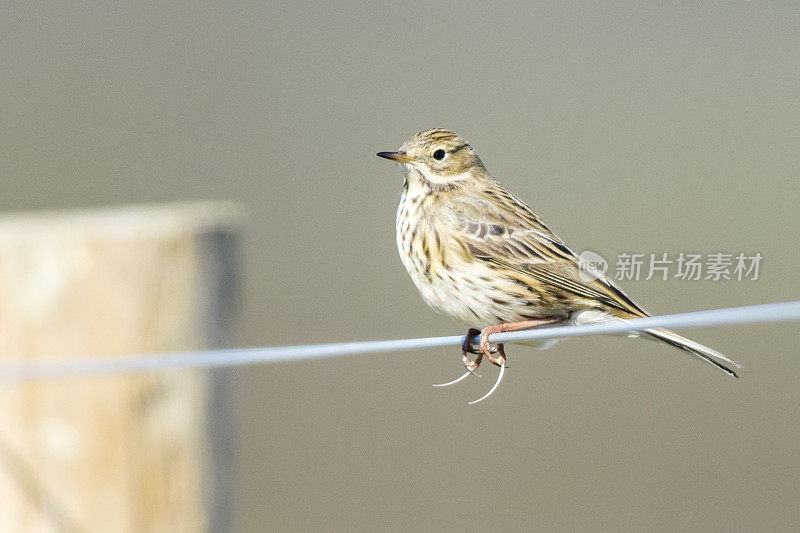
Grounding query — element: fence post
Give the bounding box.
[0,202,242,533]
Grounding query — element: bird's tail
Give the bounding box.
[643,328,742,378]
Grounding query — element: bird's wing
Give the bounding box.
[448,193,649,318]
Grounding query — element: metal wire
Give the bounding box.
[2,300,799,383]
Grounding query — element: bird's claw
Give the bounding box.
[479,329,507,367]
[432,370,473,387]
[434,327,508,402]
[434,349,482,387]
[461,353,481,376]
[468,360,505,404]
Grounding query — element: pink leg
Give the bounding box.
[479,317,563,366]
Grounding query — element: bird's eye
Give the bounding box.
[433,149,446,161]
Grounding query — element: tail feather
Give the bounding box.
[644,328,742,378]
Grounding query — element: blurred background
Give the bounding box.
[2,2,799,531]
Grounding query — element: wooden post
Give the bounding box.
[0,202,241,533]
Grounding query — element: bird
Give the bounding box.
[377,128,741,404]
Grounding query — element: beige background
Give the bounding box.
[2,2,799,531]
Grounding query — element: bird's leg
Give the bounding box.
[433,328,483,387]
[479,317,563,366]
[461,328,482,373]
[466,317,564,404]
[437,319,562,396]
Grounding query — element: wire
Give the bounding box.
[1,300,799,383]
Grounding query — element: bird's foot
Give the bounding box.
[461,328,482,374]
[468,359,505,405]
[433,318,562,403]
[479,325,508,367]
[433,327,507,404]
[434,329,482,387]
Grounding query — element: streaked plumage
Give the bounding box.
[378,128,740,401]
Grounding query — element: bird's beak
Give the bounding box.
[376,151,415,163]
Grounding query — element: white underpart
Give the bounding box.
[571,309,640,338]
[570,308,615,325]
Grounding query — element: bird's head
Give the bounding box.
[377,128,487,190]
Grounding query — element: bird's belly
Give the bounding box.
[396,197,565,327]
[402,255,553,327]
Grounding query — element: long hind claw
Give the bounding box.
[432,370,472,388]
[434,332,484,387]
[468,360,506,405]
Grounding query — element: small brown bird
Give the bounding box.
[378,128,740,403]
